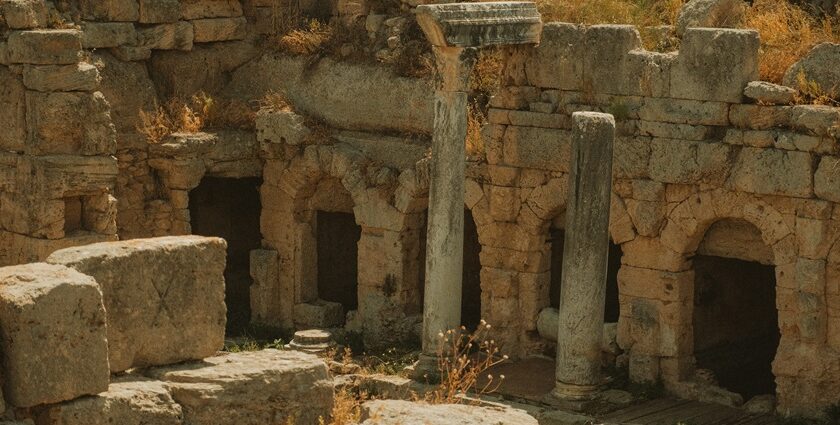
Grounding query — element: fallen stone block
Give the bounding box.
[47,236,227,373]
[744,80,797,105]
[7,30,82,65]
[0,263,109,407]
[360,400,539,424]
[34,377,184,425]
[147,350,334,425]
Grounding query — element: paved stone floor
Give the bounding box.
[486,358,778,425]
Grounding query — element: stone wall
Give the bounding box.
[0,2,119,264]
[478,23,840,415]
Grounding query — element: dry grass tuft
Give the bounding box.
[258,91,294,113]
[318,388,366,425]
[138,92,257,143]
[466,105,486,159]
[279,20,333,55]
[745,0,840,83]
[535,0,684,27]
[423,321,508,404]
[794,69,840,105]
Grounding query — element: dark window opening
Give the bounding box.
[549,227,621,322]
[189,177,262,336]
[693,255,779,399]
[462,209,482,331]
[63,196,84,234]
[317,211,361,314]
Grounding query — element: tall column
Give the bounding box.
[553,112,615,400]
[415,46,477,377]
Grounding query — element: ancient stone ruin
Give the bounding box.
[0,0,839,422]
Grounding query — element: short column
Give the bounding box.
[553,111,616,400]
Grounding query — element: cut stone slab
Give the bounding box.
[744,81,797,105]
[147,350,334,425]
[46,236,227,373]
[783,42,840,99]
[360,400,539,424]
[0,263,109,407]
[34,376,184,425]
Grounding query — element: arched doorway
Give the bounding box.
[692,219,780,399]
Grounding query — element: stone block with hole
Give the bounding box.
[0,263,109,407]
[47,236,227,372]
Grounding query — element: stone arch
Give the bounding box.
[260,143,431,347]
[623,189,795,396]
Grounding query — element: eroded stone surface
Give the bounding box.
[147,350,334,425]
[47,236,227,372]
[0,263,109,407]
[360,400,539,424]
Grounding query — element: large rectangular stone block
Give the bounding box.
[501,126,570,172]
[148,350,334,425]
[25,91,115,155]
[7,30,81,64]
[0,263,109,407]
[524,22,584,90]
[22,63,101,92]
[727,147,813,198]
[670,28,759,103]
[648,139,733,185]
[46,236,227,372]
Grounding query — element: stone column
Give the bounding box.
[416,46,477,376]
[553,112,615,400]
[411,1,543,379]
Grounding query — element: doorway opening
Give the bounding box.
[316,211,361,315]
[462,209,482,331]
[189,177,262,335]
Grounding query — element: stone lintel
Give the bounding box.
[416,2,542,48]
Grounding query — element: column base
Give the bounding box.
[409,353,441,383]
[551,381,601,401]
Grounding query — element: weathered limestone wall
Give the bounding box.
[0,2,119,265]
[480,23,840,414]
